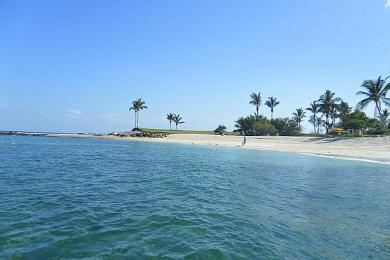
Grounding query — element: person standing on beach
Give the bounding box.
[242,135,247,146]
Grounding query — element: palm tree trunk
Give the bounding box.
[256,107,259,118]
[136,111,139,129]
[325,114,329,133]
[271,109,273,120]
[169,121,172,130]
[134,111,137,129]
[376,102,382,118]
[176,124,178,130]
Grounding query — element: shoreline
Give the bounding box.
[2,132,390,165]
[49,133,390,165]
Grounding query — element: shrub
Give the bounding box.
[270,118,299,136]
[214,125,227,135]
[235,115,276,136]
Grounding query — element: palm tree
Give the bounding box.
[306,101,320,134]
[308,116,316,134]
[129,98,147,129]
[315,117,323,135]
[338,101,351,118]
[265,97,280,119]
[318,90,341,133]
[293,108,306,133]
[167,113,175,130]
[356,76,390,118]
[249,92,262,118]
[338,100,352,127]
[380,108,389,126]
[173,114,185,130]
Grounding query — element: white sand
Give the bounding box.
[50,134,390,164]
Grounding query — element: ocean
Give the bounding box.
[0,136,389,258]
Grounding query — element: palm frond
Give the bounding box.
[355,98,371,110]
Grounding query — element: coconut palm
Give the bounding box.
[293,108,306,133]
[338,100,352,126]
[129,98,147,129]
[356,76,390,118]
[249,92,262,118]
[167,113,175,130]
[338,101,352,119]
[173,114,185,130]
[308,116,316,134]
[306,101,320,134]
[315,117,323,135]
[380,108,389,126]
[318,90,341,133]
[265,97,280,119]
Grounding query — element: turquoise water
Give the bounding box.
[0,136,389,259]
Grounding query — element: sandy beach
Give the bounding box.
[47,133,390,164]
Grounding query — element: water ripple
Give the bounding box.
[0,136,390,258]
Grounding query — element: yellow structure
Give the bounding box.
[329,128,344,135]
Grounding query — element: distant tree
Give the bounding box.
[356,76,390,118]
[235,114,275,136]
[173,114,185,130]
[270,118,299,136]
[265,96,280,119]
[306,101,320,134]
[167,113,175,130]
[129,98,147,129]
[253,120,277,136]
[318,90,341,133]
[292,108,306,133]
[308,116,316,134]
[249,92,262,118]
[338,100,352,126]
[342,110,369,132]
[315,117,323,135]
[380,109,389,127]
[214,125,227,135]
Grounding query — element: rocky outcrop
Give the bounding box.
[0,131,48,136]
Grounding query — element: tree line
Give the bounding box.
[129,99,186,130]
[235,75,390,136]
[129,75,390,135]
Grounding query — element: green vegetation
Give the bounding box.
[140,128,239,135]
[318,90,341,133]
[166,113,175,130]
[129,75,390,137]
[265,96,280,120]
[214,125,227,135]
[292,108,306,133]
[271,118,299,136]
[356,76,390,118]
[235,115,277,136]
[234,75,390,136]
[306,101,321,135]
[249,92,262,117]
[129,98,147,129]
[173,114,185,130]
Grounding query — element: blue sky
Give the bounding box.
[1,0,390,133]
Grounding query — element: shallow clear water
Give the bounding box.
[0,136,389,259]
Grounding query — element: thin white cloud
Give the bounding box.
[386,0,390,8]
[64,109,82,118]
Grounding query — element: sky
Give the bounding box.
[1,0,390,133]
